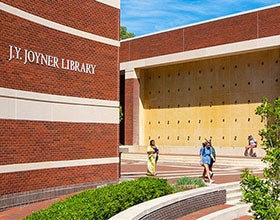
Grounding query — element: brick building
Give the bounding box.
[120,5,280,156]
[0,0,120,210]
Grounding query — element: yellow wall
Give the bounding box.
[140,49,279,148]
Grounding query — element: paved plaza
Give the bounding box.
[1,153,264,220]
[121,153,264,184]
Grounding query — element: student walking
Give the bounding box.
[199,141,215,183]
[146,140,159,176]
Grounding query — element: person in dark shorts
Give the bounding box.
[199,140,215,183]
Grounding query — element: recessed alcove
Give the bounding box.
[142,48,279,148]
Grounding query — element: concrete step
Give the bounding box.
[227,199,244,205]
[227,187,241,194]
[222,181,241,189]
[220,182,244,205]
[121,153,265,168]
[227,192,243,205]
[197,204,252,220]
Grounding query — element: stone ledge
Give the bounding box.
[197,204,252,220]
[121,145,266,157]
[109,185,226,220]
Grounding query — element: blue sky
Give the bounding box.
[120,0,280,37]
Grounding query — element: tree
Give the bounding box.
[240,97,280,219]
[119,106,123,122]
[120,26,135,40]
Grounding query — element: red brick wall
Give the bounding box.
[1,12,118,100]
[258,7,280,37]
[124,78,140,145]
[0,120,118,165]
[183,13,257,51]
[0,1,120,208]
[1,164,118,195]
[120,6,280,62]
[1,0,119,40]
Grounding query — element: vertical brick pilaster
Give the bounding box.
[124,69,139,145]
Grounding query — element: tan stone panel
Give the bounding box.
[141,48,279,148]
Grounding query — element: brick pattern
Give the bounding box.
[120,6,280,62]
[129,29,184,62]
[1,12,119,100]
[0,179,118,211]
[1,1,120,210]
[124,78,139,145]
[258,7,280,37]
[183,13,257,51]
[1,0,119,40]
[140,190,227,220]
[0,120,119,165]
[1,164,119,195]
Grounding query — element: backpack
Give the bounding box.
[202,146,216,159]
[211,146,216,160]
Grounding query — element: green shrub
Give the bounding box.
[174,176,206,191]
[24,177,174,220]
[240,98,280,219]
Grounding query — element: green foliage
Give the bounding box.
[175,177,206,188]
[120,26,135,40]
[119,106,123,122]
[241,169,280,219]
[256,98,280,182]
[24,177,174,220]
[240,98,280,219]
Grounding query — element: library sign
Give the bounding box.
[8,45,96,75]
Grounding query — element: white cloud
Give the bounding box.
[121,0,280,36]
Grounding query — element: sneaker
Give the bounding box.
[210,180,215,184]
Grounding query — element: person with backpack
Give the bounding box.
[199,140,215,183]
[209,139,216,175]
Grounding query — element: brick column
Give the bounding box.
[124,69,139,145]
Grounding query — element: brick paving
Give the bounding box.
[234,216,253,220]
[0,198,62,220]
[178,204,233,220]
[1,154,261,220]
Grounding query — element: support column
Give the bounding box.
[124,69,140,145]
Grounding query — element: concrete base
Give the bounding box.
[121,145,266,157]
[197,204,252,220]
[109,185,226,220]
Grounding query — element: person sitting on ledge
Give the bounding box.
[244,134,257,157]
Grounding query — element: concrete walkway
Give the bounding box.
[1,153,263,219]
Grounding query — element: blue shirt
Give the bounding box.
[199,146,212,165]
